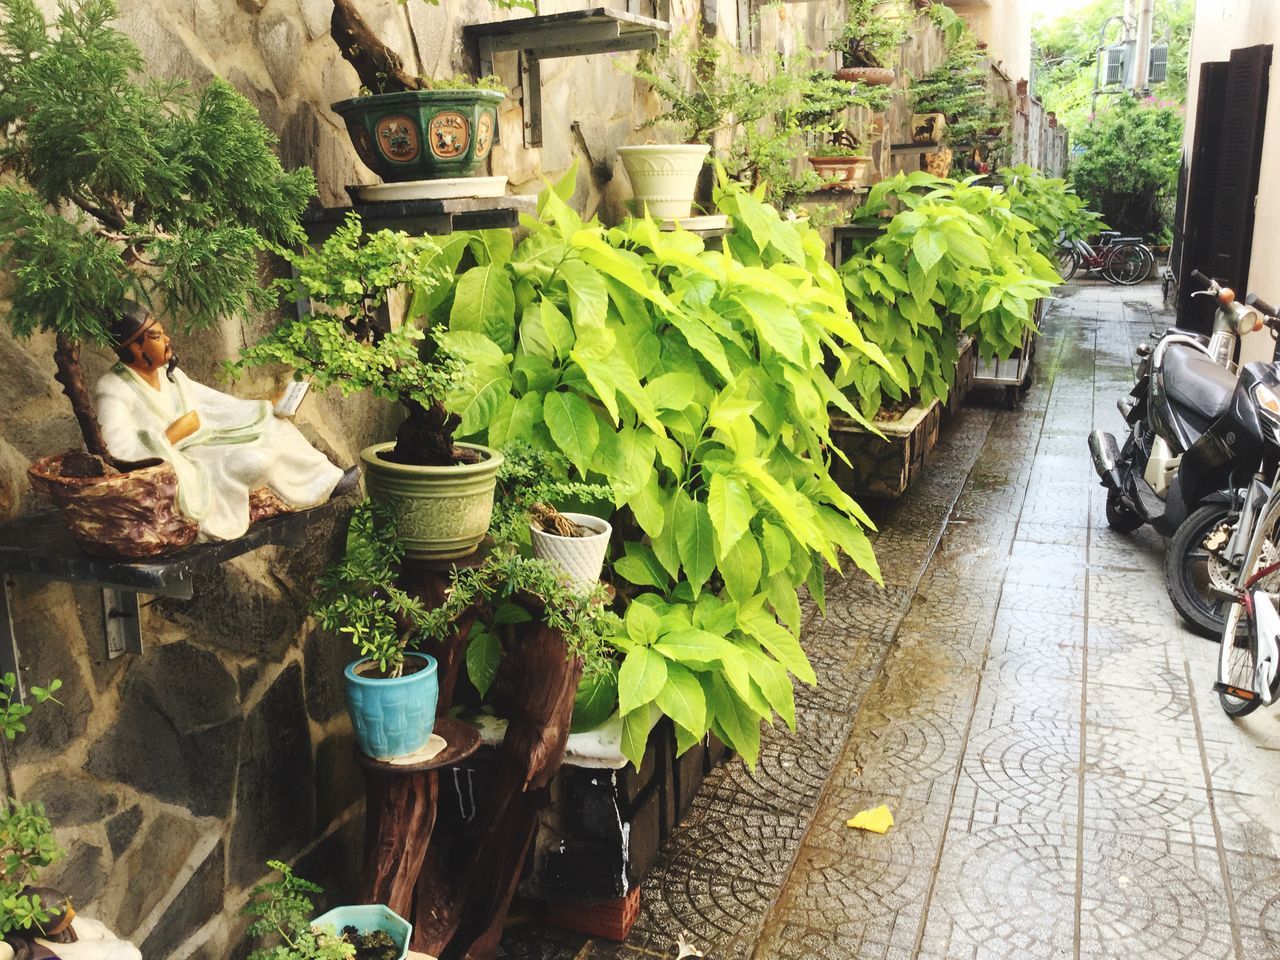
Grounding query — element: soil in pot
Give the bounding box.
[340,927,400,960]
[353,657,431,680]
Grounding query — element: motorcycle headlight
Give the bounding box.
[1255,383,1280,423]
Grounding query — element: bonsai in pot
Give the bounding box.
[243,860,408,960]
[808,131,873,189]
[829,0,910,85]
[0,0,316,557]
[233,216,502,560]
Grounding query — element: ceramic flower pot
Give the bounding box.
[808,155,871,189]
[530,512,612,595]
[360,442,503,560]
[313,904,412,960]
[835,66,895,86]
[344,653,439,761]
[331,89,505,182]
[617,144,711,219]
[911,112,947,144]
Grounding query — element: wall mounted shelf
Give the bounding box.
[304,193,538,241]
[464,9,672,148]
[0,501,342,697]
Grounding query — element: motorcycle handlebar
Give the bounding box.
[1247,293,1279,319]
[1191,269,1213,287]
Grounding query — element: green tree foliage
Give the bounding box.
[1068,97,1182,239]
[0,674,64,936]
[0,0,314,455]
[909,8,1003,156]
[829,0,910,69]
[838,172,1061,415]
[1001,164,1106,259]
[437,167,894,768]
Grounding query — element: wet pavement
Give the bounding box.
[500,282,1280,960]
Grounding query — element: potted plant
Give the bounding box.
[243,860,409,960]
[0,0,315,558]
[331,75,506,185]
[527,507,612,597]
[808,131,872,189]
[232,216,503,561]
[829,0,910,85]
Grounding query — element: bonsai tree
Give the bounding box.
[909,12,1003,154]
[830,0,910,69]
[0,674,64,937]
[0,0,315,467]
[230,215,473,467]
[242,861,355,960]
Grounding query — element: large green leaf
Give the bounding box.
[543,391,599,475]
[707,473,754,558]
[465,625,502,698]
[450,264,516,352]
[674,493,716,597]
[720,535,762,605]
[653,628,741,668]
[614,541,670,589]
[571,666,619,733]
[737,603,817,685]
[655,661,708,736]
[625,602,661,647]
[620,706,652,770]
[559,258,608,329]
[618,646,668,715]
[705,673,761,767]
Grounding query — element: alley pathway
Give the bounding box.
[501,282,1280,960]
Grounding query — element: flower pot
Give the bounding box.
[617,144,711,219]
[808,155,871,189]
[925,146,954,178]
[911,112,947,144]
[331,89,504,183]
[28,454,198,558]
[360,441,503,560]
[344,653,439,761]
[313,904,411,960]
[835,66,895,86]
[530,512,612,595]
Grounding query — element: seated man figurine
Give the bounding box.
[94,301,357,542]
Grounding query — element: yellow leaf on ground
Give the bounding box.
[845,804,894,833]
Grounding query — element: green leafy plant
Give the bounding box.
[830,0,910,69]
[412,74,507,92]
[0,674,64,936]
[0,0,314,461]
[838,172,1059,415]
[232,214,474,467]
[242,860,355,960]
[433,167,895,767]
[908,13,1002,160]
[1000,165,1106,259]
[1068,96,1183,240]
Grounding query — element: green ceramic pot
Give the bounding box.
[360,442,503,560]
[331,89,505,182]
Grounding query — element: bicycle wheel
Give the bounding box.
[1103,244,1150,285]
[1055,245,1079,282]
[1217,600,1263,717]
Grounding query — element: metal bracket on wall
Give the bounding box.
[465,9,671,149]
[102,588,143,661]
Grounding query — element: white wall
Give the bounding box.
[944,0,1033,83]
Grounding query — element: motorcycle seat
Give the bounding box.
[1163,344,1235,421]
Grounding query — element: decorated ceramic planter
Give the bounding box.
[360,441,503,560]
[530,512,612,595]
[313,904,411,960]
[808,155,871,189]
[617,144,711,219]
[331,89,505,182]
[344,653,439,761]
[835,66,895,85]
[911,112,947,144]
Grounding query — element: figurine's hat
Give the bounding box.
[108,300,156,349]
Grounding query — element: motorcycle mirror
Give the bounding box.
[1219,287,1237,305]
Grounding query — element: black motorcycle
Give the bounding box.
[1089,271,1278,636]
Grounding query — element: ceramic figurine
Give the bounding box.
[94,302,356,542]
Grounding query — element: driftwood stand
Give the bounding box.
[355,543,583,960]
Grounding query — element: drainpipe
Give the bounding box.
[1133,0,1154,94]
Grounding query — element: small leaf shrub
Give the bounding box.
[242,860,355,960]
[437,169,893,767]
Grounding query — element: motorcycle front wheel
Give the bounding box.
[1166,502,1234,639]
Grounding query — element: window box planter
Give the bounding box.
[829,397,943,498]
[946,333,979,417]
[808,155,872,190]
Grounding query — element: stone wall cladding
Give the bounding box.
[1,2,1064,956]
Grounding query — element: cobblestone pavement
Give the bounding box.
[499,282,1280,959]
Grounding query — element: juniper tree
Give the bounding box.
[0,0,315,462]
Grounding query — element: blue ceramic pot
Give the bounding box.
[343,653,438,760]
[312,904,411,960]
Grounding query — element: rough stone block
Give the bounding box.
[139,839,225,958]
[44,841,105,914]
[28,770,119,826]
[106,811,204,934]
[86,641,241,817]
[106,805,143,859]
[314,729,361,832]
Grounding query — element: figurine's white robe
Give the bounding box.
[95,364,343,542]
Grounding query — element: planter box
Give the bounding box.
[946,334,978,417]
[434,714,727,904]
[829,398,943,498]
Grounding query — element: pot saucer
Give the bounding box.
[352,176,508,202]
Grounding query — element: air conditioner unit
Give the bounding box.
[1104,42,1128,85]
[1149,43,1169,84]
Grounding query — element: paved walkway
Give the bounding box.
[501,282,1280,960]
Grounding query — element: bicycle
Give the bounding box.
[1056,231,1155,286]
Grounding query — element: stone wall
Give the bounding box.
[0,2,1071,956]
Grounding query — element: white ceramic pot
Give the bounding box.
[530,512,612,595]
[616,144,711,219]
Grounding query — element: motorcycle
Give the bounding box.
[1089,270,1273,636]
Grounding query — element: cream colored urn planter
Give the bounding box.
[617,144,711,219]
[360,441,503,560]
[530,512,612,595]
